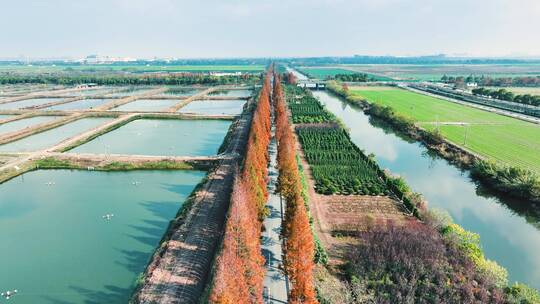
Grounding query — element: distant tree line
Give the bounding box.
[0,73,261,86]
[472,87,540,106]
[442,75,540,87]
[333,73,371,82]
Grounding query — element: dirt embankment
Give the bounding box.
[131,98,253,304]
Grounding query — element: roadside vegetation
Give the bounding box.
[274,75,318,303]
[442,75,540,87]
[285,79,540,303]
[327,81,540,204]
[209,69,272,303]
[472,87,540,106]
[0,73,261,86]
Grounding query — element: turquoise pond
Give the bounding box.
[0,169,205,304]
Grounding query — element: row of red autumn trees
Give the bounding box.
[210,68,273,304]
[274,74,318,304]
[210,67,317,303]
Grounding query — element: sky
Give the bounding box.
[1,0,539,59]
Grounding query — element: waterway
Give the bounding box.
[314,90,540,289]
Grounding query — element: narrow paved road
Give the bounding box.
[262,127,288,303]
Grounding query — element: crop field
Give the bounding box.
[336,64,540,81]
[296,66,393,81]
[351,87,540,172]
[297,126,388,195]
[0,64,265,74]
[286,86,336,123]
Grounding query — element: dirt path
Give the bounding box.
[132,98,253,304]
[167,87,220,112]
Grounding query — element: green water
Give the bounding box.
[110,99,178,112]
[46,99,112,111]
[179,100,245,115]
[71,119,231,156]
[0,98,64,110]
[208,89,252,98]
[0,116,58,135]
[0,118,111,152]
[0,169,205,304]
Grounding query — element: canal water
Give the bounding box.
[109,99,178,112]
[0,117,111,152]
[314,90,540,289]
[0,116,59,136]
[70,119,231,156]
[0,169,204,303]
[179,99,246,115]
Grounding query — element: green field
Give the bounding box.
[321,64,540,81]
[0,64,265,74]
[297,67,393,81]
[351,87,540,172]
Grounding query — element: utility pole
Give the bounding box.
[463,124,469,146]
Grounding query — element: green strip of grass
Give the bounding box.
[351,87,540,172]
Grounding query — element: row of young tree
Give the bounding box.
[441,75,540,87]
[209,69,272,303]
[472,87,540,106]
[274,74,319,303]
[0,73,261,86]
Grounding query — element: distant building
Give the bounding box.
[466,82,478,88]
[80,54,136,64]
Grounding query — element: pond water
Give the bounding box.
[0,117,111,152]
[0,169,205,304]
[106,88,153,97]
[314,90,540,289]
[0,116,59,136]
[0,98,64,110]
[110,99,178,112]
[0,114,15,120]
[45,99,113,111]
[70,119,231,156]
[208,89,252,98]
[178,99,245,115]
[163,88,201,97]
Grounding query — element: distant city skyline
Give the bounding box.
[1,0,539,59]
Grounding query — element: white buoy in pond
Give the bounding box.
[1,289,18,300]
[102,214,114,220]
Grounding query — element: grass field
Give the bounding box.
[351,87,540,172]
[297,67,394,81]
[320,64,540,81]
[0,64,265,74]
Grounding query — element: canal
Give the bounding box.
[313,90,540,289]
